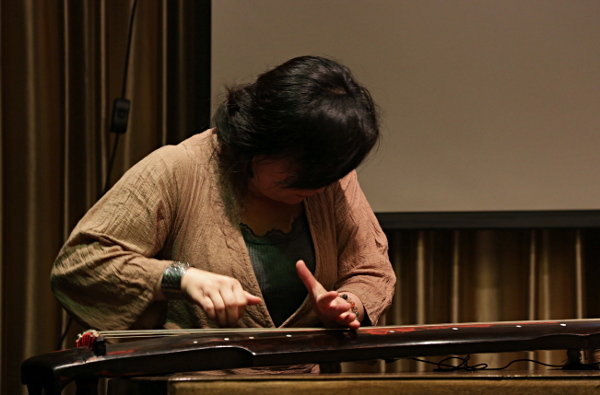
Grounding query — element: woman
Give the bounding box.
[51,56,396,363]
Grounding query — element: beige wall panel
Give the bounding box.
[212,0,600,213]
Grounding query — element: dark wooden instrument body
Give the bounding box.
[21,319,600,394]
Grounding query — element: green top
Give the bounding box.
[240,213,316,327]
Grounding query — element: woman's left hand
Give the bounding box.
[296,260,362,329]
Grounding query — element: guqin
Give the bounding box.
[21,319,600,394]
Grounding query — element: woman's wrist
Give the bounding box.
[340,293,360,321]
[338,291,364,323]
[155,261,190,300]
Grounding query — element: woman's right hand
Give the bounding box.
[180,268,261,327]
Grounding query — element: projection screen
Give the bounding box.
[211,0,600,215]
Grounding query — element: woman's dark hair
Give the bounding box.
[213,55,380,198]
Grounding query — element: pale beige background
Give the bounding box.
[212,0,600,213]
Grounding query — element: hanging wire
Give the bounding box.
[102,130,121,196]
[102,0,138,196]
[57,0,139,351]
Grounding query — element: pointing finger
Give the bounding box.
[296,260,325,296]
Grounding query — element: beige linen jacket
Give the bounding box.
[51,130,396,334]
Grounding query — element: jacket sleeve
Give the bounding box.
[333,171,396,325]
[51,146,184,330]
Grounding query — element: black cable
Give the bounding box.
[120,0,138,99]
[57,0,138,351]
[104,0,138,196]
[410,354,564,372]
[55,313,73,351]
[102,132,121,196]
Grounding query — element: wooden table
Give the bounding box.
[107,371,600,395]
